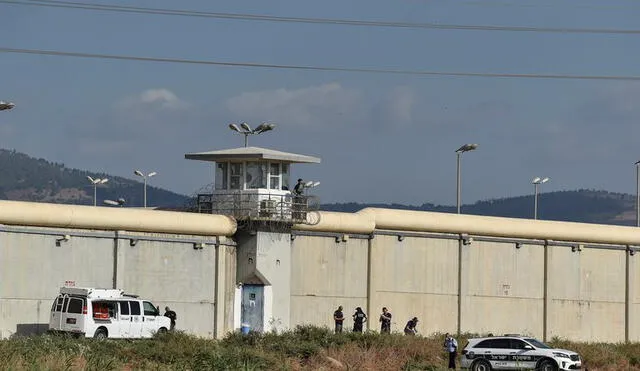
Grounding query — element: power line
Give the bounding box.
[2,46,640,82]
[410,0,640,11]
[3,0,640,35]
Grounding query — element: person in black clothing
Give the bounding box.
[352,307,367,333]
[164,306,177,331]
[333,306,345,333]
[292,178,306,220]
[379,307,392,334]
[404,317,418,336]
[293,178,305,195]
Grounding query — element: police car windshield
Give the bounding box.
[525,338,551,349]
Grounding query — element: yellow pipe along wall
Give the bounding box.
[297,207,640,245]
[0,200,237,236]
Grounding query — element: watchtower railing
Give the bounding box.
[196,191,319,224]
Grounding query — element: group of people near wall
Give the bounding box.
[331,306,420,336]
[332,306,459,369]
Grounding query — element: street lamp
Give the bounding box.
[636,161,640,227]
[0,101,15,111]
[228,122,276,147]
[87,176,108,206]
[455,143,478,214]
[532,177,550,220]
[134,170,157,208]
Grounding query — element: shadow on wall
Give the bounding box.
[12,323,49,337]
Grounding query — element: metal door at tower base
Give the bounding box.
[241,285,264,332]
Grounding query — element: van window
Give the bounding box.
[129,301,141,315]
[67,298,84,314]
[62,297,69,312]
[120,301,130,315]
[52,296,64,312]
[143,301,159,316]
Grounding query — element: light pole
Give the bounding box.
[134,170,157,208]
[0,101,15,111]
[228,122,275,147]
[87,176,108,206]
[636,161,640,227]
[532,177,549,220]
[455,144,478,214]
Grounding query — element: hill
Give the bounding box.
[321,190,636,226]
[0,148,636,226]
[0,149,189,207]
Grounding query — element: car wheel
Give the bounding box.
[537,359,558,371]
[472,359,492,371]
[93,328,107,340]
[158,327,168,335]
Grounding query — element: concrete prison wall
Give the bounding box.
[291,208,640,342]
[0,201,237,339]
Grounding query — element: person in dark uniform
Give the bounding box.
[292,178,306,220]
[352,307,367,333]
[164,306,177,331]
[293,178,305,195]
[404,317,418,336]
[333,306,345,333]
[379,307,392,334]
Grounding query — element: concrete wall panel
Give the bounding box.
[256,232,291,332]
[291,236,368,297]
[222,245,237,337]
[465,242,544,299]
[0,231,114,299]
[116,236,217,337]
[290,296,366,331]
[547,246,626,342]
[630,253,640,342]
[369,235,458,335]
[371,236,458,294]
[463,296,544,338]
[0,299,50,339]
[290,236,368,326]
[0,230,114,338]
[371,292,457,335]
[461,241,544,337]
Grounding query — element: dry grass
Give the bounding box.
[1,328,639,370]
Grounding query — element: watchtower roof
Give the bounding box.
[185,146,321,164]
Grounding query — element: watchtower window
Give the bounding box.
[246,162,267,189]
[215,163,228,190]
[230,163,243,190]
[282,164,290,190]
[269,163,280,190]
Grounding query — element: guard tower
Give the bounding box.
[185,145,321,334]
[185,146,321,226]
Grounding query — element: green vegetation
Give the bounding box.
[1,327,639,370]
[0,149,188,207]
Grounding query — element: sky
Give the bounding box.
[1,0,640,206]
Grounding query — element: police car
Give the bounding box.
[460,335,582,371]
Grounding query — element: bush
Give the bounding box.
[1,327,640,370]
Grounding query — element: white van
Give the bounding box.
[49,287,171,339]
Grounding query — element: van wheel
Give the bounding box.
[537,359,558,371]
[158,327,168,335]
[93,328,108,340]
[472,359,492,371]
